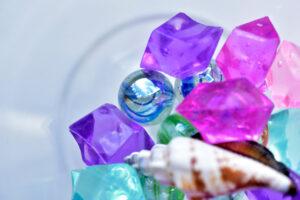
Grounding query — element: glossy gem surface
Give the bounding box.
[176,78,274,143]
[245,170,300,200]
[268,109,300,173]
[71,164,145,200]
[140,175,185,200]
[266,41,300,108]
[140,12,223,79]
[175,60,223,101]
[216,17,280,88]
[69,103,154,165]
[118,70,174,124]
[157,114,197,144]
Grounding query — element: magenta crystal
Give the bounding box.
[216,17,280,88]
[140,12,223,79]
[176,78,274,143]
[69,103,154,165]
[246,170,300,200]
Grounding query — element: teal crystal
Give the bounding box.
[211,192,248,200]
[139,175,185,200]
[213,196,233,200]
[71,164,145,200]
[231,192,249,200]
[268,109,300,173]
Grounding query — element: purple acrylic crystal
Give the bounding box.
[69,103,154,165]
[246,170,300,200]
[140,12,223,79]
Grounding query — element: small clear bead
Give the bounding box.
[175,61,223,101]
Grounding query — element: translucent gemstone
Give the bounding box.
[157,114,197,144]
[266,41,300,108]
[245,170,300,200]
[118,70,174,124]
[216,17,280,88]
[214,193,248,200]
[140,12,223,79]
[139,175,185,200]
[212,196,232,200]
[69,103,154,165]
[268,109,300,173]
[176,78,274,143]
[71,164,145,200]
[232,192,249,200]
[175,60,223,101]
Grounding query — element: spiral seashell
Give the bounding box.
[125,137,296,199]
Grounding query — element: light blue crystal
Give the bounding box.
[213,192,248,200]
[175,61,223,101]
[71,164,145,200]
[118,70,174,124]
[268,109,300,173]
[232,192,249,200]
[212,195,232,200]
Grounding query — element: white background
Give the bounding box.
[0,0,299,199]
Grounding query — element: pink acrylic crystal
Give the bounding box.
[266,41,300,108]
[176,78,274,143]
[216,17,280,88]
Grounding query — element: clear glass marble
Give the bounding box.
[175,60,223,101]
[118,69,174,125]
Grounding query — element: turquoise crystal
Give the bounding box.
[232,192,249,200]
[211,192,248,200]
[71,164,145,200]
[268,109,300,173]
[139,175,185,200]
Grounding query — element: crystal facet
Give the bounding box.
[118,70,174,124]
[139,175,185,200]
[176,78,274,143]
[140,12,223,79]
[268,109,300,173]
[175,60,223,101]
[266,41,300,108]
[71,164,145,200]
[157,114,197,144]
[216,17,280,88]
[69,103,154,165]
[245,170,300,200]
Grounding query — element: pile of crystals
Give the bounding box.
[69,12,300,200]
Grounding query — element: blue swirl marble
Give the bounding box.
[118,70,174,124]
[175,61,223,101]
